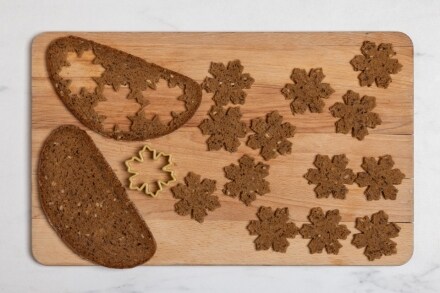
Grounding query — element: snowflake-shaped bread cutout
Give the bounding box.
[352,210,400,261]
[202,60,255,106]
[199,106,248,152]
[304,154,356,199]
[350,41,402,89]
[247,111,296,160]
[247,206,299,253]
[171,172,220,223]
[355,155,405,200]
[281,68,334,115]
[329,90,382,140]
[125,145,176,197]
[300,207,351,255]
[223,155,270,206]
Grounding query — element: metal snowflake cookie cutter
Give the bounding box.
[125,145,176,197]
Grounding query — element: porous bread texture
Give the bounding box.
[247,111,296,161]
[247,206,299,253]
[304,154,356,199]
[352,210,400,261]
[300,207,351,255]
[281,68,334,115]
[329,90,381,140]
[38,125,156,268]
[171,172,220,223]
[223,154,270,205]
[46,36,202,141]
[350,41,402,89]
[198,106,248,153]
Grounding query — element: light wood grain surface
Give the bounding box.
[32,32,413,265]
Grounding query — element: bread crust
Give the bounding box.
[46,36,202,141]
[38,125,156,268]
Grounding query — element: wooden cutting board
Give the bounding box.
[32,32,413,265]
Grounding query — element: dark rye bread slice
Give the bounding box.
[46,35,202,141]
[38,125,156,268]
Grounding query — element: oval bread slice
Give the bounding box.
[46,35,202,141]
[38,125,156,268]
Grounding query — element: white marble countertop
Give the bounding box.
[1,0,439,292]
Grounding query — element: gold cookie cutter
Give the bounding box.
[125,145,176,197]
